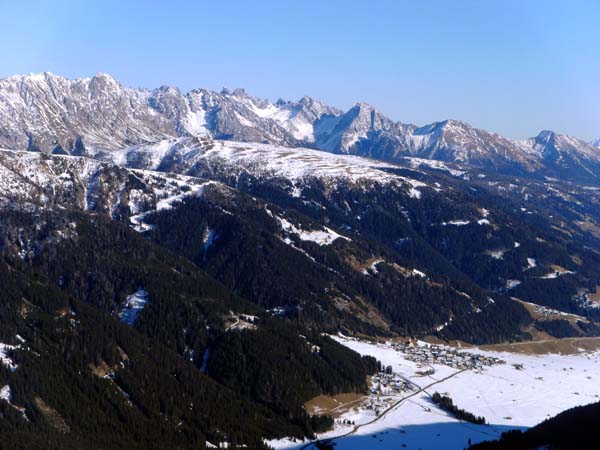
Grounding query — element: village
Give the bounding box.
[327,338,507,427]
[358,369,420,416]
[353,342,505,419]
[391,340,505,370]
[330,370,418,427]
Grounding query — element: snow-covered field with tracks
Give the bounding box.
[269,336,600,450]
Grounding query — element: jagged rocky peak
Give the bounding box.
[530,130,600,158]
[148,84,189,128]
[1,72,600,182]
[535,129,557,144]
[520,130,600,180]
[276,95,333,113]
[231,87,249,97]
[345,102,387,127]
[406,119,542,168]
[412,119,472,139]
[318,102,394,153]
[531,129,577,152]
[0,72,175,152]
[5,71,67,87]
[88,72,120,88]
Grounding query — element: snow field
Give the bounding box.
[269,336,600,450]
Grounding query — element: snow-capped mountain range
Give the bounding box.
[3,72,600,450]
[0,72,599,182]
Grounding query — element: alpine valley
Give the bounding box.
[1,73,600,450]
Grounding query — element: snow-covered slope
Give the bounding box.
[1,72,599,182]
[0,72,175,151]
[88,137,430,199]
[119,289,149,325]
[0,72,339,152]
[525,130,600,179]
[317,104,541,171]
[271,337,600,450]
[0,148,221,223]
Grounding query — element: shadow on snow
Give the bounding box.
[282,422,526,450]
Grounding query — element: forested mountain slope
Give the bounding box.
[3,147,600,344]
[1,72,600,448]
[0,207,381,448]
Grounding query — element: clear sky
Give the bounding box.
[1,0,598,140]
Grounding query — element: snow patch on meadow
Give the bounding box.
[119,289,149,325]
[276,215,350,246]
[0,342,19,371]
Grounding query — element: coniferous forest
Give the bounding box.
[1,7,600,449]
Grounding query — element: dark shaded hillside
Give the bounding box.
[207,322,379,416]
[3,148,600,345]
[0,146,599,448]
[143,185,533,344]
[182,163,600,333]
[0,259,278,449]
[0,209,378,448]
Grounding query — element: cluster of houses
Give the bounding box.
[370,370,417,396]
[392,341,505,370]
[358,369,419,416]
[361,394,400,417]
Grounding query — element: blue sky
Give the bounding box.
[1,0,598,140]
